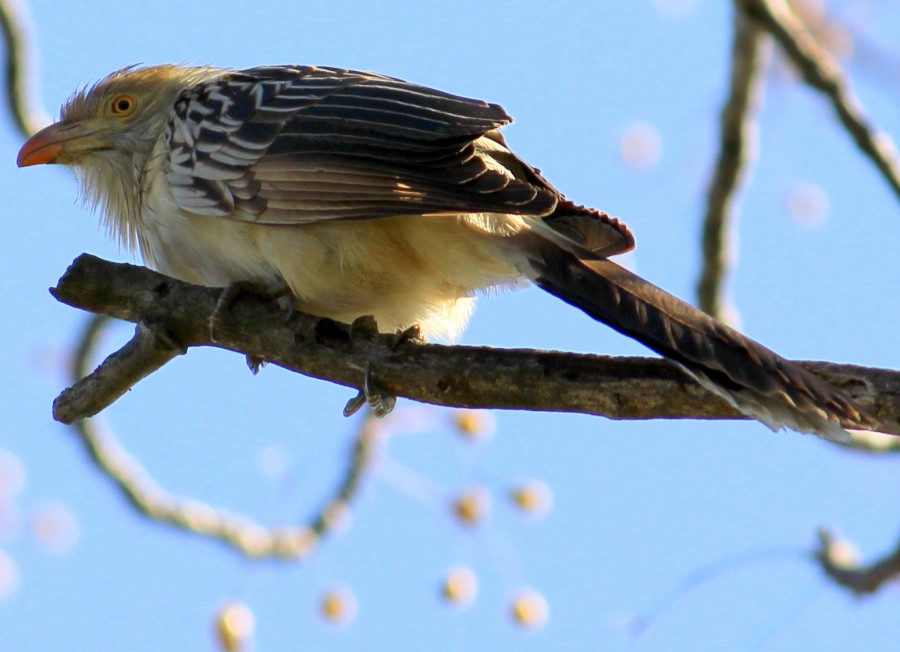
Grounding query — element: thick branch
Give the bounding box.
[697,11,768,321]
[49,254,900,437]
[736,0,900,200]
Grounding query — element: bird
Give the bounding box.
[17,64,876,441]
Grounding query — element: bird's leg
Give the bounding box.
[343,362,397,418]
[341,318,423,418]
[209,279,294,372]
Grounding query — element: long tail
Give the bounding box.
[525,240,875,441]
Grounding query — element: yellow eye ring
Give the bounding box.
[110,93,137,117]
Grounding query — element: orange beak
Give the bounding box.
[17,121,102,167]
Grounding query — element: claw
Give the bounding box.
[246,354,267,375]
[342,321,421,417]
[343,392,366,418]
[343,362,396,418]
[391,324,425,351]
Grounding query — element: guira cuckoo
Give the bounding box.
[17,64,875,440]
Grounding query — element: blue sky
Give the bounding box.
[1,1,899,651]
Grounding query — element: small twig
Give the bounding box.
[49,254,900,437]
[815,528,900,595]
[66,314,379,560]
[737,0,900,200]
[0,0,50,137]
[698,10,770,322]
[631,545,807,636]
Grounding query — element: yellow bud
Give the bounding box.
[214,602,255,652]
[452,410,495,441]
[510,589,549,629]
[440,566,478,607]
[509,480,553,517]
[451,486,490,528]
[320,587,357,625]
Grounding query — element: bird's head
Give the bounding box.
[17,64,221,169]
[17,64,224,251]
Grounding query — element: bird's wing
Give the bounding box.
[165,66,555,221]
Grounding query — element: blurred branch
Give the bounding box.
[68,314,378,560]
[697,11,769,321]
[635,526,900,629]
[49,254,900,438]
[736,0,900,201]
[816,528,900,595]
[0,0,49,137]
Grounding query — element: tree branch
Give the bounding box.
[49,254,900,439]
[736,0,900,201]
[66,315,379,560]
[53,319,186,423]
[0,0,49,138]
[697,10,769,322]
[816,528,900,596]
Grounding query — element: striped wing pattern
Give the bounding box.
[165,66,559,222]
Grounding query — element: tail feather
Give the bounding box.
[526,242,875,441]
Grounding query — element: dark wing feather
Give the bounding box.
[165,66,559,222]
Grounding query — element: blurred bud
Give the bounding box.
[320,587,357,626]
[215,601,255,652]
[440,566,478,608]
[451,486,491,528]
[619,122,662,169]
[786,182,829,228]
[819,534,860,570]
[0,450,26,502]
[0,549,20,600]
[788,0,854,60]
[509,480,553,518]
[790,0,825,27]
[214,602,255,652]
[452,410,495,441]
[30,501,79,555]
[818,23,854,60]
[509,589,549,629]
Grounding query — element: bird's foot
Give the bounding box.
[246,354,266,375]
[343,362,397,418]
[341,317,421,418]
[209,279,294,343]
[210,280,293,374]
[390,324,425,351]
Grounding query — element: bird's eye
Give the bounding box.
[110,94,137,117]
